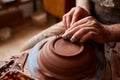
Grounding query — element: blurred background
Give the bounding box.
[0,0,75,60]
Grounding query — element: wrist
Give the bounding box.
[82,7,91,15]
[76,0,90,15]
[103,24,118,42]
[102,24,113,42]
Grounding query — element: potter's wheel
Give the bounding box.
[27,36,56,78]
[27,36,107,80]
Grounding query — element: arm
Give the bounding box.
[21,22,65,51]
[76,0,90,14]
[106,24,120,42]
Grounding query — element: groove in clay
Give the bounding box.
[37,37,98,79]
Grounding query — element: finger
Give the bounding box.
[63,15,67,28]
[62,23,87,39]
[71,6,87,25]
[70,6,81,25]
[62,16,95,39]
[62,26,80,39]
[80,31,98,42]
[65,8,75,28]
[66,16,72,28]
[62,22,89,39]
[70,27,97,42]
[72,16,93,28]
[68,16,92,32]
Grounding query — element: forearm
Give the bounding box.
[107,24,120,42]
[21,22,65,51]
[76,0,90,14]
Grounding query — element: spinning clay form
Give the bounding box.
[36,37,98,80]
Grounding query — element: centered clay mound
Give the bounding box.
[37,37,98,80]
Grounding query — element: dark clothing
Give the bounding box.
[91,0,120,24]
[91,0,120,80]
[92,0,120,8]
[105,42,120,80]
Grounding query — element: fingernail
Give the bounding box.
[70,37,76,42]
[70,38,75,42]
[62,33,68,39]
[62,30,68,36]
[62,34,71,39]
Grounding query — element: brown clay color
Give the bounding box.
[50,37,84,57]
[37,37,98,80]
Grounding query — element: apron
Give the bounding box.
[91,0,120,80]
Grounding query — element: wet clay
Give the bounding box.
[37,37,98,80]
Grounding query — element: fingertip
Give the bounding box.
[70,38,74,42]
[62,33,71,39]
[62,33,68,39]
[70,36,78,42]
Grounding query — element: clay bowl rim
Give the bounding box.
[49,37,84,57]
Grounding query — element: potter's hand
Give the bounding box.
[63,6,89,29]
[62,16,111,43]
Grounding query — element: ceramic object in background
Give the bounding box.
[27,36,107,80]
